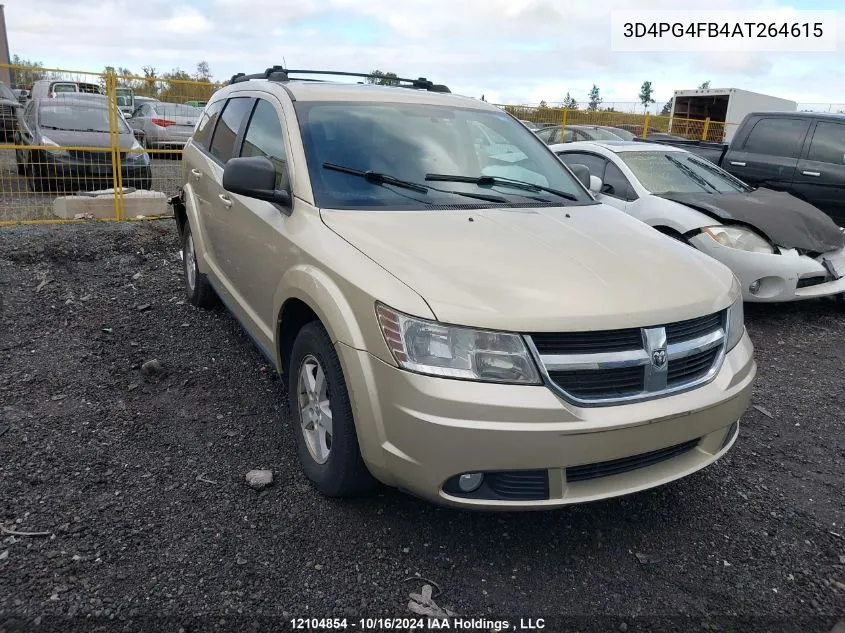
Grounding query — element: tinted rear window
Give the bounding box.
[743,118,809,158]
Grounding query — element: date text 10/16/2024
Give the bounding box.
[290,617,547,631]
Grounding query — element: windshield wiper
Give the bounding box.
[686,155,753,192]
[425,173,579,201]
[663,154,719,193]
[324,162,428,193]
[323,163,508,203]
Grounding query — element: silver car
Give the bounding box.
[128,102,201,150]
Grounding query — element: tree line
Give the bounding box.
[8,55,218,103]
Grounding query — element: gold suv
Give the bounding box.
[171,68,756,510]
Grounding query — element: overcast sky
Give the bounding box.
[5,0,845,109]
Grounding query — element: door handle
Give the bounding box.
[729,161,746,166]
[802,170,821,177]
[218,194,233,208]
[191,168,202,179]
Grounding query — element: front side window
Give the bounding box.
[295,101,596,210]
[38,104,130,133]
[602,163,634,200]
[240,99,288,189]
[558,152,607,179]
[209,97,252,162]
[619,151,752,195]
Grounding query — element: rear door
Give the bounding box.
[721,116,810,191]
[793,119,845,227]
[201,96,255,284]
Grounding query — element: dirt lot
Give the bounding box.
[0,150,181,222]
[0,221,843,633]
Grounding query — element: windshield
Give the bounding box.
[153,103,201,117]
[39,104,130,133]
[619,151,751,194]
[295,101,594,210]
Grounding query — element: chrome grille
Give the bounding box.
[526,309,728,406]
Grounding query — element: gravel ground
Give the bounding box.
[0,221,843,633]
[0,150,180,222]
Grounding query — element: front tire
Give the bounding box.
[288,321,376,497]
[182,223,217,308]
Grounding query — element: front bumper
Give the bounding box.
[690,235,845,302]
[338,331,756,510]
[31,151,151,186]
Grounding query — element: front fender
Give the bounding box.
[179,182,212,274]
[628,196,715,235]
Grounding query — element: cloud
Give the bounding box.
[4,0,844,108]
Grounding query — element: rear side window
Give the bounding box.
[742,118,808,158]
[240,99,288,189]
[209,97,252,162]
[806,121,845,165]
[192,100,224,150]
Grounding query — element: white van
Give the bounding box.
[29,79,104,100]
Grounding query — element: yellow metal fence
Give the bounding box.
[0,64,221,225]
[502,104,728,142]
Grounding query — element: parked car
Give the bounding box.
[553,140,845,302]
[534,124,626,144]
[14,95,151,192]
[639,111,845,227]
[170,67,755,510]
[519,119,540,130]
[0,82,22,142]
[128,102,201,150]
[29,79,103,100]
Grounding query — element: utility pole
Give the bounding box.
[0,5,11,86]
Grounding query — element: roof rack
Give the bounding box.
[228,67,450,93]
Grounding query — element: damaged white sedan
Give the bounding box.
[552,140,845,303]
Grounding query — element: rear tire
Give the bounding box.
[182,223,217,308]
[288,321,376,497]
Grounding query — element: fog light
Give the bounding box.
[749,279,761,295]
[458,472,484,492]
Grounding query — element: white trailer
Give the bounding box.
[669,88,797,143]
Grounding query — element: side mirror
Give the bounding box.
[132,129,145,143]
[569,163,591,190]
[222,156,291,208]
[589,175,602,193]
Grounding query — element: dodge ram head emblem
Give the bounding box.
[651,349,667,368]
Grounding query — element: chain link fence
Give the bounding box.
[0,64,221,225]
[2,64,841,225]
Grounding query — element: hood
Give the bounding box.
[321,204,736,332]
[656,188,845,253]
[40,129,138,151]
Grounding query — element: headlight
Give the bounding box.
[725,295,745,351]
[703,226,774,254]
[376,303,541,384]
[40,136,69,158]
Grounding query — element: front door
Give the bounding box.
[792,119,845,227]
